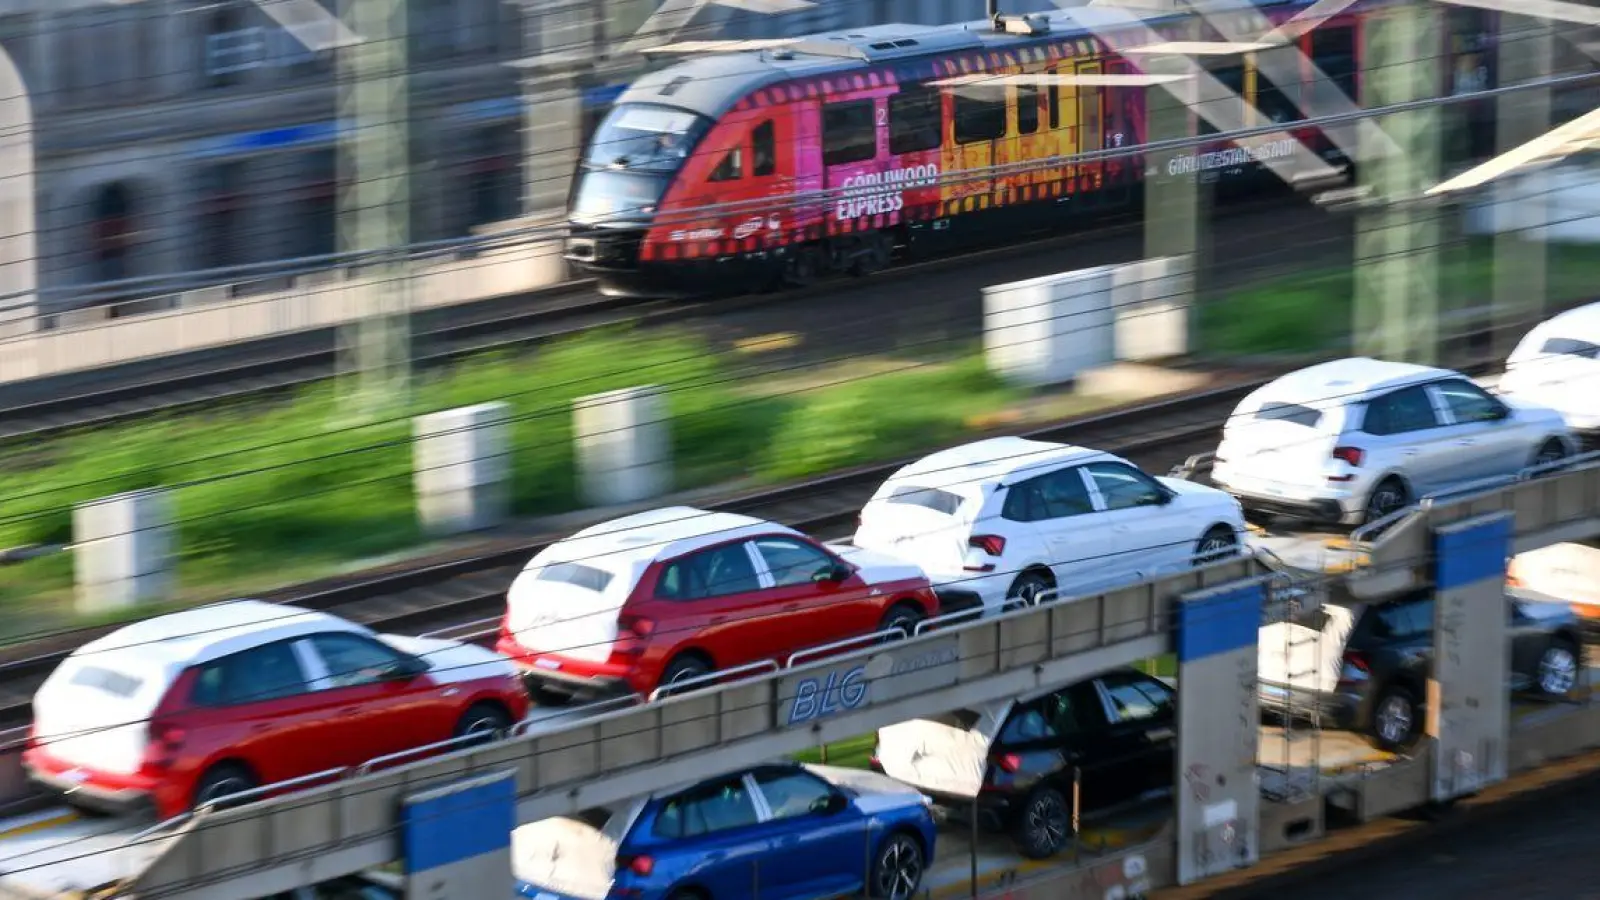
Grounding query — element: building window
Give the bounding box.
[203,4,260,87]
[298,150,338,259]
[198,161,248,270]
[411,0,459,62]
[465,124,521,230]
[92,182,137,283]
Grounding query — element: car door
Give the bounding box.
[1097,671,1177,799]
[185,639,341,786]
[1006,466,1111,599]
[655,541,784,671]
[1428,378,1528,482]
[749,535,877,657]
[300,631,451,767]
[1358,384,1457,497]
[650,773,787,899]
[1080,462,1195,578]
[749,766,868,898]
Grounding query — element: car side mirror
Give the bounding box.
[812,793,849,815]
[384,656,429,680]
[812,563,851,584]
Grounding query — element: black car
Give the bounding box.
[870,667,1176,859]
[1258,588,1585,752]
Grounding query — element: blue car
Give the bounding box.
[514,762,937,900]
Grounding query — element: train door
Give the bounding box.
[950,82,1002,211]
[1047,61,1081,202]
[1102,57,1137,204]
[1009,78,1045,212]
[791,101,826,236]
[1075,58,1105,203]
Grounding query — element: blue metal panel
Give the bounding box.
[1175,582,1264,663]
[402,772,516,874]
[1434,515,1513,592]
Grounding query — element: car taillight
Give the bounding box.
[991,752,1022,774]
[1332,446,1363,467]
[618,854,654,876]
[969,535,1006,556]
[613,614,655,657]
[1337,650,1371,685]
[146,721,186,769]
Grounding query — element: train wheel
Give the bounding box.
[849,233,892,277]
[783,247,821,287]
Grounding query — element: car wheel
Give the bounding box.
[1537,639,1580,697]
[877,603,923,642]
[1011,786,1071,859]
[1372,685,1419,752]
[1194,525,1239,565]
[869,831,925,899]
[1006,571,1054,610]
[1364,477,1409,525]
[1532,440,1567,469]
[659,655,713,693]
[453,702,513,743]
[192,762,259,812]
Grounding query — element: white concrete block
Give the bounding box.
[72,489,172,614]
[1111,255,1192,361]
[983,266,1115,388]
[413,402,512,536]
[573,386,671,507]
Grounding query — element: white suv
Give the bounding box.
[1212,357,1574,526]
[852,437,1247,615]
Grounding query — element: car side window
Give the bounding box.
[1101,677,1162,723]
[308,633,407,689]
[1045,690,1084,736]
[1361,385,1441,436]
[653,775,760,838]
[1112,672,1175,716]
[190,641,310,707]
[1433,379,1504,424]
[1083,463,1167,512]
[656,543,762,600]
[1000,703,1059,743]
[752,767,836,821]
[754,537,835,588]
[1374,597,1433,639]
[1003,469,1094,522]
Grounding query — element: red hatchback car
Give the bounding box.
[497,506,941,699]
[25,600,529,820]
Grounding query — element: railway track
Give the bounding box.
[0,191,1331,442]
[0,378,1261,730]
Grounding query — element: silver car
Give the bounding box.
[1211,357,1575,526]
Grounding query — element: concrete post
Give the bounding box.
[403,769,516,899]
[1142,52,1205,321]
[412,402,512,536]
[1428,512,1513,802]
[1491,16,1553,357]
[72,489,172,615]
[573,386,671,507]
[1354,4,1444,364]
[1173,577,1265,885]
[982,267,1115,388]
[521,71,585,217]
[0,41,37,341]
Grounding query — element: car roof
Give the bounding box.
[1259,357,1454,406]
[538,506,799,571]
[70,599,366,671]
[887,437,1112,488]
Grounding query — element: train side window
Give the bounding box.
[752,121,776,176]
[823,99,877,166]
[1253,60,1304,125]
[709,146,743,182]
[889,89,942,154]
[954,89,1005,144]
[1016,84,1039,135]
[1047,81,1060,130]
[1310,26,1357,106]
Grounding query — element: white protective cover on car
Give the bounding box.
[874,703,1011,800]
[377,634,517,684]
[512,815,621,900]
[1215,383,1346,492]
[31,651,175,775]
[504,540,653,664]
[804,763,931,814]
[853,480,988,579]
[1509,543,1600,610]
[1256,603,1357,694]
[826,543,928,587]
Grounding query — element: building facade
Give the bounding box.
[0,0,526,304]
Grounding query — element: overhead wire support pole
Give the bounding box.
[337,0,412,419]
[1353,1,1444,365]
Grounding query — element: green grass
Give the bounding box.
[1198,240,1600,357]
[0,330,1025,635]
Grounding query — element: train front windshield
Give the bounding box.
[571,104,712,226]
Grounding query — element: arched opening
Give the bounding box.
[91,181,137,284]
